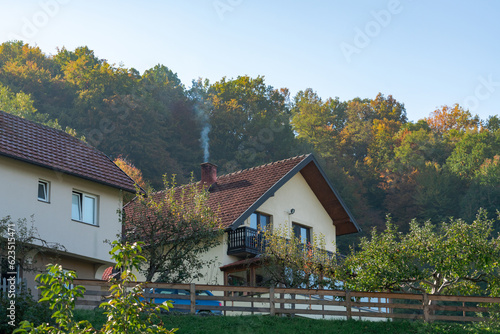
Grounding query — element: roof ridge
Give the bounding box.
[144,154,311,195]
[0,110,108,156]
[0,110,137,193]
[1,110,132,177]
[1,110,79,141]
[217,153,311,179]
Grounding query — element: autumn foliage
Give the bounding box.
[0,41,498,252]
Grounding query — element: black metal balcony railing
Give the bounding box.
[227,226,263,257]
[226,226,342,261]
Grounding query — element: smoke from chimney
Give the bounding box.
[191,82,212,163]
[201,125,210,162]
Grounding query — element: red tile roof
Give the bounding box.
[206,155,309,228]
[0,111,137,192]
[125,154,360,236]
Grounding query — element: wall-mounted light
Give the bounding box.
[288,208,295,215]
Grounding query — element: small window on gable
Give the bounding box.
[38,180,49,202]
[72,191,98,225]
[293,223,311,245]
[250,212,270,231]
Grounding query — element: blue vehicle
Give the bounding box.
[145,288,222,315]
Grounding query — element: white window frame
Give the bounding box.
[38,180,50,203]
[72,190,98,226]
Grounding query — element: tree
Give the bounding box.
[364,118,402,172]
[341,210,500,298]
[446,131,500,179]
[123,176,223,282]
[486,115,500,132]
[426,104,480,134]
[413,162,464,221]
[113,156,151,204]
[0,216,65,276]
[260,225,334,289]
[202,75,297,172]
[291,89,347,158]
[460,155,500,225]
[0,82,81,137]
[15,241,177,333]
[338,93,406,168]
[114,156,147,189]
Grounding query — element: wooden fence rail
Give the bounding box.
[73,279,500,323]
[0,277,26,295]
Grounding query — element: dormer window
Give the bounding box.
[38,180,50,202]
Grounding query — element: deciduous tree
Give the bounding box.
[426,104,480,134]
[123,176,223,282]
[260,225,334,289]
[341,210,500,298]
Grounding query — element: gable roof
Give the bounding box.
[0,110,137,193]
[208,154,360,236]
[125,154,360,236]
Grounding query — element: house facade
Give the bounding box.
[126,154,360,286]
[0,111,137,292]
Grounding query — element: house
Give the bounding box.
[125,154,360,286]
[0,110,137,292]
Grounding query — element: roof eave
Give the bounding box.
[227,155,314,230]
[307,155,361,236]
[0,152,139,194]
[227,154,361,236]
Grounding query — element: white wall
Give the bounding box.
[195,171,337,285]
[251,171,337,252]
[0,155,122,264]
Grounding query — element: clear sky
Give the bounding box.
[1,0,499,122]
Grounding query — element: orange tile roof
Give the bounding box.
[125,154,360,235]
[206,154,310,228]
[0,111,137,192]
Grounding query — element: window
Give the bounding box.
[38,180,49,202]
[72,191,97,225]
[250,212,270,231]
[1,258,20,282]
[293,223,311,244]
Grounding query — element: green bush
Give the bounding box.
[0,287,53,333]
[14,241,178,334]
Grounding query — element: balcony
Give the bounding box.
[227,226,264,257]
[226,226,341,261]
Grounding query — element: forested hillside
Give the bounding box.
[1,41,498,250]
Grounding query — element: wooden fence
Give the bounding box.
[73,279,500,323]
[0,277,26,294]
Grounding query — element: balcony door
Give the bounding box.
[293,223,311,244]
[250,212,270,231]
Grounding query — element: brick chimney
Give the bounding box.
[201,162,217,185]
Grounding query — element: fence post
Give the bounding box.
[345,290,352,320]
[269,286,275,316]
[190,283,196,315]
[423,293,430,322]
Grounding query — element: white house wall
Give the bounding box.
[0,155,122,265]
[194,171,337,285]
[254,171,337,252]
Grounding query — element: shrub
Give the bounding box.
[14,241,178,334]
[0,288,53,334]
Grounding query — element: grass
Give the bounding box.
[74,310,499,333]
